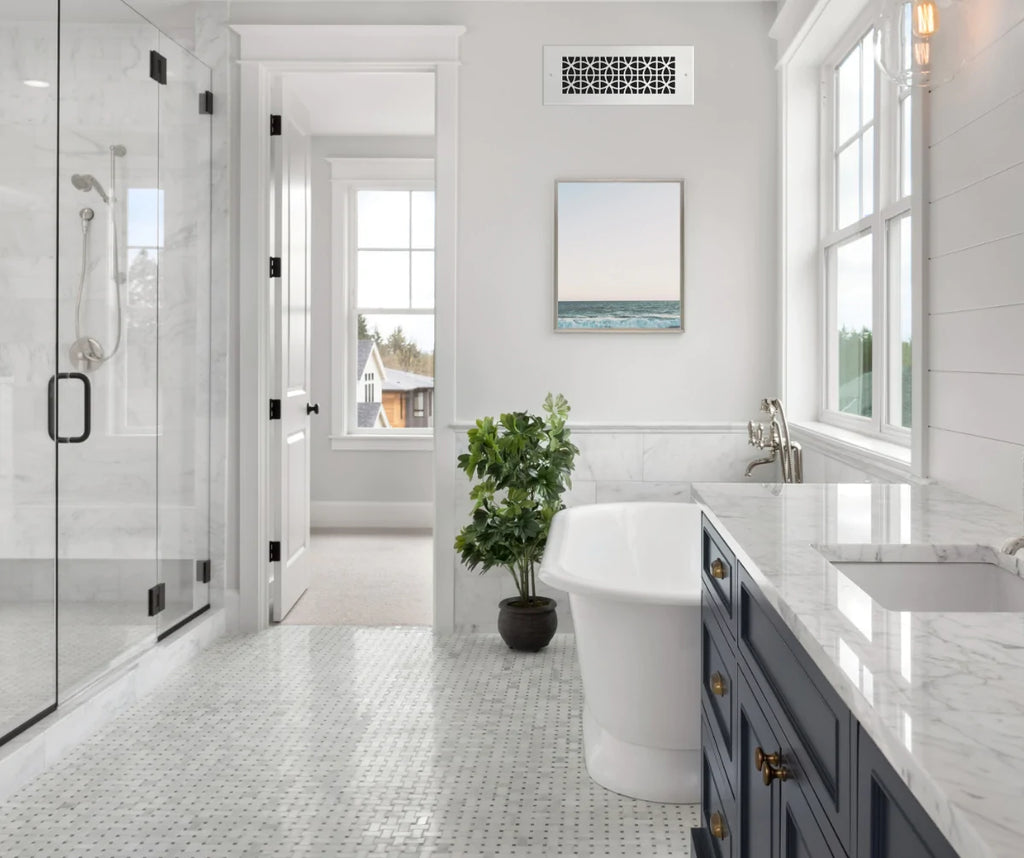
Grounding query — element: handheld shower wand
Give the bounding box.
[69,145,127,371]
[70,173,110,204]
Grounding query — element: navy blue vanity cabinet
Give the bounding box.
[692,519,960,858]
[856,729,959,858]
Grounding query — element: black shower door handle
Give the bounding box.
[47,372,91,444]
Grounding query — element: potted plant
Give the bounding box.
[455,393,579,651]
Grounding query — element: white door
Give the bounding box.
[270,101,314,621]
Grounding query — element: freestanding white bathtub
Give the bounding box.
[539,502,703,803]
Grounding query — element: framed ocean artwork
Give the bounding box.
[554,180,684,332]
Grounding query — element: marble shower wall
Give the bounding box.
[0,4,216,609]
[452,427,755,632]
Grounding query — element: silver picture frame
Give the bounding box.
[554,179,685,333]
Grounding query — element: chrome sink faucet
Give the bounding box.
[745,398,803,484]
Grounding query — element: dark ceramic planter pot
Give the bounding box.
[497,597,558,652]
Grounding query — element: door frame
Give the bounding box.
[234,24,464,632]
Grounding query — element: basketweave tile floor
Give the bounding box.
[0,627,698,858]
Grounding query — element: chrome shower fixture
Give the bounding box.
[71,173,109,204]
[745,398,803,484]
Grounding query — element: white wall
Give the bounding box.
[308,136,435,516]
[926,0,1024,516]
[228,0,781,629]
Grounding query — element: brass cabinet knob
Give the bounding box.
[710,558,727,579]
[710,671,728,697]
[761,759,790,786]
[754,746,780,771]
[710,810,728,840]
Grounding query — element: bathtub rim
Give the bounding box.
[538,501,704,607]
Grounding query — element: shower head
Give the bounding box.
[71,174,109,204]
[110,144,127,157]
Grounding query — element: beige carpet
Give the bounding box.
[281,531,433,626]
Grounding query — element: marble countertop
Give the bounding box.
[691,482,1024,858]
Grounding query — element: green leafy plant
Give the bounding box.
[455,393,579,605]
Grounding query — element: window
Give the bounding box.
[350,187,435,435]
[117,187,163,435]
[822,21,914,439]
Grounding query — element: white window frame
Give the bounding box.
[113,187,163,437]
[819,11,918,445]
[328,158,435,451]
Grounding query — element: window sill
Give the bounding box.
[789,421,912,479]
[330,434,433,452]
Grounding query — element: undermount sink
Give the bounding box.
[830,560,1024,612]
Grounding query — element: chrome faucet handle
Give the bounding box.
[1002,537,1024,556]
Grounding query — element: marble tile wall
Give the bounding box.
[194,3,234,604]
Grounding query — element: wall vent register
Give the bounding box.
[544,46,694,105]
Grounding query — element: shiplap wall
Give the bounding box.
[927,2,1024,516]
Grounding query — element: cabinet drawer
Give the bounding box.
[738,572,853,850]
[701,717,737,858]
[856,728,957,858]
[702,514,736,623]
[702,595,737,792]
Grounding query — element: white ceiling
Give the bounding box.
[284,72,436,138]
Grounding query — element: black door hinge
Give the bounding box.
[196,559,212,584]
[269,257,281,278]
[270,114,282,136]
[149,51,167,85]
[148,582,166,616]
[269,541,281,563]
[269,399,281,420]
[199,90,214,114]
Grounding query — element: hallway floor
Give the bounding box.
[282,532,433,626]
[0,627,697,857]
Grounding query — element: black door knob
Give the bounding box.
[306,402,320,415]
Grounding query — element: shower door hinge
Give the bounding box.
[148,583,166,617]
[149,51,167,85]
[270,114,282,136]
[199,91,214,115]
[196,559,212,584]
[269,399,282,420]
[269,541,281,563]
[269,256,282,278]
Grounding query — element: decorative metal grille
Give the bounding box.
[561,55,677,96]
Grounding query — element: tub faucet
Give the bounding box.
[746,398,803,484]
[1002,537,1024,556]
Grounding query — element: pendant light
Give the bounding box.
[874,0,972,88]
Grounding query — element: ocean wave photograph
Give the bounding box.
[556,300,682,329]
[555,181,683,332]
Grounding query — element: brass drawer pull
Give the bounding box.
[710,810,728,840]
[754,746,779,771]
[760,753,790,786]
[710,671,728,697]
[710,558,727,579]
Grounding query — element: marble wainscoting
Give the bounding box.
[451,425,753,633]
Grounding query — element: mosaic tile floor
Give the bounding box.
[0,627,698,857]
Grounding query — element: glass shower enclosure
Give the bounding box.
[0,0,213,744]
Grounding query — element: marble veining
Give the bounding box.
[691,481,1024,858]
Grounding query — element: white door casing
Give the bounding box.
[270,94,313,622]
[233,25,464,633]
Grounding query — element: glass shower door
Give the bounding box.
[156,35,212,633]
[0,2,59,742]
[57,0,160,698]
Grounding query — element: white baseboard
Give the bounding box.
[311,501,434,530]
